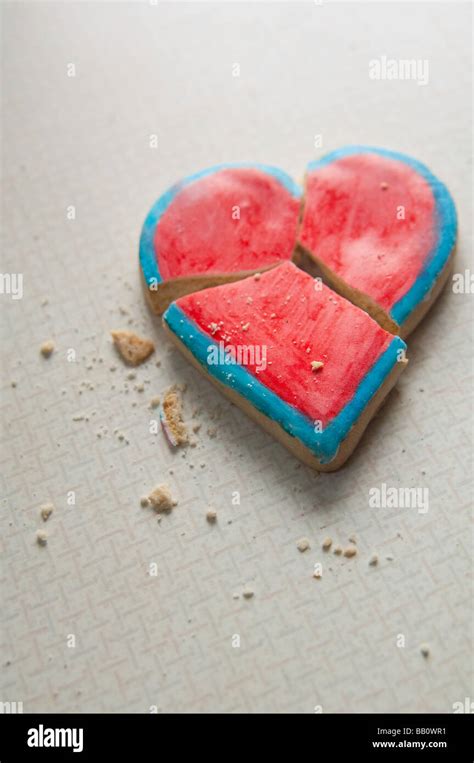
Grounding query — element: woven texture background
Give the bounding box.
[1,1,472,713]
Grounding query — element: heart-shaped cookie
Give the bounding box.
[140,163,301,314]
[140,148,456,469]
[299,146,457,337]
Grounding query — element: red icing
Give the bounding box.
[299,153,437,312]
[155,168,300,280]
[176,262,394,425]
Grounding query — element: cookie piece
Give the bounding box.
[110,330,155,366]
[139,164,301,314]
[162,262,407,471]
[147,484,177,513]
[299,146,457,337]
[160,387,188,447]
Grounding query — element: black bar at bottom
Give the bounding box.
[0,712,472,760]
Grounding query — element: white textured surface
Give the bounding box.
[1,1,472,714]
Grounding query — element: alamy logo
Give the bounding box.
[0,700,23,713]
[207,341,267,372]
[27,724,83,753]
[0,273,23,299]
[452,697,474,713]
[369,483,429,514]
[369,56,429,86]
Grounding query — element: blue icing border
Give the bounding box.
[164,302,406,464]
[139,163,302,288]
[306,146,457,326]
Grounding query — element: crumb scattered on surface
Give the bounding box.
[348,533,357,544]
[386,554,394,562]
[242,586,254,599]
[380,181,388,190]
[11,381,17,388]
[36,530,48,546]
[313,569,322,579]
[297,537,310,552]
[242,322,250,331]
[206,508,217,524]
[110,330,154,366]
[322,536,332,551]
[149,396,161,409]
[140,496,149,508]
[40,503,54,521]
[368,553,378,566]
[343,545,357,558]
[147,484,177,514]
[311,360,324,372]
[161,387,188,446]
[40,340,55,358]
[420,643,430,658]
[232,593,240,600]
[333,545,343,556]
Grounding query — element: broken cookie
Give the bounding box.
[139,163,301,314]
[163,262,407,471]
[110,330,155,366]
[160,387,188,447]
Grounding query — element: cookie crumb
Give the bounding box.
[297,537,310,552]
[311,360,324,372]
[40,503,54,521]
[232,593,240,600]
[313,570,322,579]
[40,340,55,358]
[322,536,332,551]
[380,181,388,190]
[160,387,188,447]
[368,553,378,566]
[36,530,48,546]
[149,395,161,409]
[420,643,430,659]
[253,273,261,281]
[333,545,343,556]
[140,496,149,508]
[147,484,177,514]
[110,330,154,366]
[206,508,217,523]
[348,533,357,544]
[242,322,250,331]
[242,586,254,599]
[343,545,357,558]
